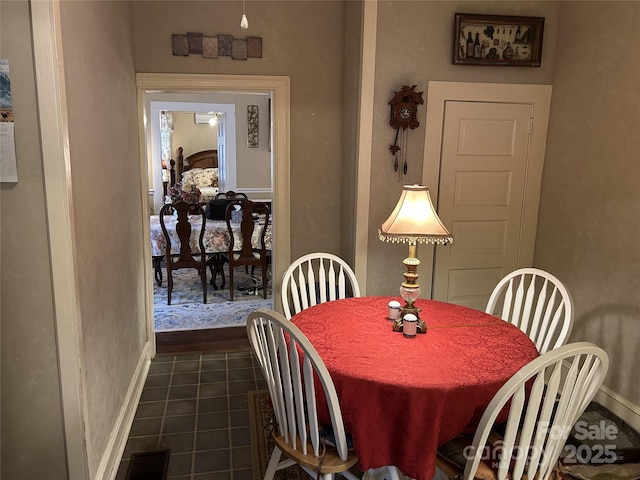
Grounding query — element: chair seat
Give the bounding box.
[273,432,359,474]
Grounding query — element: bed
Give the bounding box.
[169,147,219,203]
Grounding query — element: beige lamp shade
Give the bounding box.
[378,185,452,245]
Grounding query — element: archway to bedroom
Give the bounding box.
[136,73,291,352]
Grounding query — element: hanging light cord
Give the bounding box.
[241,0,249,29]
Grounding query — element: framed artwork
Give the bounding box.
[247,105,259,148]
[453,13,545,67]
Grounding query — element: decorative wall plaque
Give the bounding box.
[247,105,259,148]
[171,32,262,61]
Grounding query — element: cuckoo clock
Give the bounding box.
[389,85,424,176]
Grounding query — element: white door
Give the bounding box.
[423,82,552,311]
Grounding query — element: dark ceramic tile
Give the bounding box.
[200,370,228,384]
[230,410,249,428]
[193,471,231,480]
[229,394,248,411]
[199,396,228,413]
[228,380,256,395]
[140,386,168,402]
[167,452,193,476]
[158,432,194,453]
[175,354,202,361]
[130,417,163,437]
[227,351,251,359]
[163,414,196,434]
[233,468,254,480]
[227,368,255,381]
[193,449,231,473]
[227,357,253,369]
[230,427,250,447]
[198,412,228,430]
[172,372,200,386]
[118,350,262,478]
[166,399,197,416]
[123,435,160,458]
[200,382,228,397]
[145,373,171,388]
[174,360,201,373]
[149,362,173,375]
[168,385,198,400]
[231,446,252,469]
[153,355,175,362]
[134,401,165,419]
[196,429,230,451]
[201,358,227,372]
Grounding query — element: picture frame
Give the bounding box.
[247,105,259,148]
[453,13,544,67]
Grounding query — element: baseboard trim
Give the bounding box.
[594,384,640,432]
[96,341,153,480]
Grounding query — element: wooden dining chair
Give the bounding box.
[485,268,574,354]
[214,190,249,200]
[281,253,361,319]
[159,201,208,305]
[246,308,360,480]
[436,342,609,480]
[224,199,270,301]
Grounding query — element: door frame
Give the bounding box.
[136,73,291,349]
[422,81,553,296]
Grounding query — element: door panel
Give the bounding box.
[433,101,533,308]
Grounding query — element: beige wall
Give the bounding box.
[366,0,560,296]
[366,1,640,417]
[341,1,364,267]
[132,0,345,258]
[2,1,638,476]
[172,112,219,158]
[58,1,144,475]
[0,2,67,478]
[535,2,640,413]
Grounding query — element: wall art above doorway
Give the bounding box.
[453,13,544,67]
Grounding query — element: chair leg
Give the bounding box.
[229,265,234,301]
[167,270,173,305]
[201,265,207,304]
[208,254,226,290]
[262,262,268,299]
[153,257,163,286]
[263,446,282,480]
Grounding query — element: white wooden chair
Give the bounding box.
[485,268,574,353]
[246,308,360,480]
[436,342,609,480]
[281,253,361,319]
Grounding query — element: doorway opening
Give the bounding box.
[137,73,291,349]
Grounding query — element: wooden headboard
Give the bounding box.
[170,147,218,185]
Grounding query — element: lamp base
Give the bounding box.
[392,284,427,334]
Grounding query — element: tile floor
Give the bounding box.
[116,349,266,480]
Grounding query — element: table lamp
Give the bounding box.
[378,185,453,333]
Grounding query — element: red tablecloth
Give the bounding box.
[291,296,539,480]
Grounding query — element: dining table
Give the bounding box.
[290,296,540,480]
[149,214,272,286]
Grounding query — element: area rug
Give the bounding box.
[248,389,304,480]
[154,268,272,332]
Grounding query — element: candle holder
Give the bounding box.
[392,316,427,334]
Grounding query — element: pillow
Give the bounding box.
[182,168,219,189]
[205,198,236,220]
